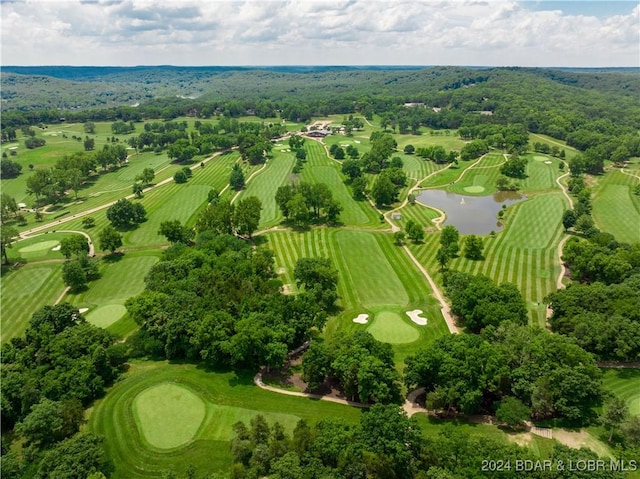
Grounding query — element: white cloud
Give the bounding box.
[1,0,638,66]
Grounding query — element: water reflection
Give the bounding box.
[416,189,526,235]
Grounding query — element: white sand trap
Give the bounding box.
[78,308,89,314]
[341,144,349,147]
[281,284,294,295]
[353,314,369,324]
[354,140,361,144]
[277,267,286,274]
[51,245,61,251]
[406,309,427,326]
[544,161,552,164]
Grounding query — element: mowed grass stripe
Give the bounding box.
[67,254,160,312]
[303,142,379,227]
[89,362,362,478]
[592,170,640,244]
[236,151,296,228]
[334,230,409,308]
[1,264,65,342]
[602,369,640,416]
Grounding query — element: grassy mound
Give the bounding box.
[133,383,206,449]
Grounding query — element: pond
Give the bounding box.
[416,189,526,235]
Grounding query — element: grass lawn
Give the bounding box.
[302,141,380,227]
[66,251,161,329]
[265,228,449,364]
[602,368,640,416]
[592,169,640,244]
[88,361,362,478]
[0,263,65,342]
[235,149,296,228]
[7,232,85,263]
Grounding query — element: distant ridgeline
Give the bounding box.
[0,65,638,112]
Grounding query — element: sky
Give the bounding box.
[1,0,638,67]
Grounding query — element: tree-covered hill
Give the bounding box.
[2,65,638,114]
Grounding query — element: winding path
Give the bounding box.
[253,372,367,408]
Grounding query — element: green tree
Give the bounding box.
[136,167,155,185]
[230,163,245,190]
[173,170,188,184]
[371,175,397,207]
[83,137,95,151]
[436,247,450,271]
[132,182,144,198]
[405,219,424,243]
[275,185,294,219]
[36,433,106,479]
[233,196,262,238]
[83,122,95,134]
[1,159,23,178]
[59,235,89,259]
[562,209,576,230]
[351,176,367,200]
[99,225,123,254]
[341,158,362,181]
[601,397,629,442]
[463,235,484,260]
[1,226,19,265]
[495,396,530,429]
[287,194,309,226]
[106,198,146,228]
[1,193,18,223]
[404,144,415,154]
[574,214,594,234]
[393,231,405,245]
[158,220,191,244]
[15,398,83,448]
[440,225,460,256]
[82,216,95,228]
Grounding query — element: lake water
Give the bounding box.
[416,189,525,235]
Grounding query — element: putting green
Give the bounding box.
[85,304,127,328]
[133,383,205,449]
[629,397,640,416]
[18,240,60,253]
[463,186,485,193]
[367,311,419,344]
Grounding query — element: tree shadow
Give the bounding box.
[102,252,125,263]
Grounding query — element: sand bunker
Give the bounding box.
[544,161,552,164]
[354,140,361,144]
[406,309,427,326]
[353,314,369,324]
[281,284,294,295]
[78,308,89,314]
[51,245,61,251]
[277,267,286,274]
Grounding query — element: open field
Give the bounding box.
[66,251,161,329]
[88,361,362,478]
[592,168,640,244]
[235,149,296,228]
[1,263,65,342]
[265,228,449,363]
[302,141,381,227]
